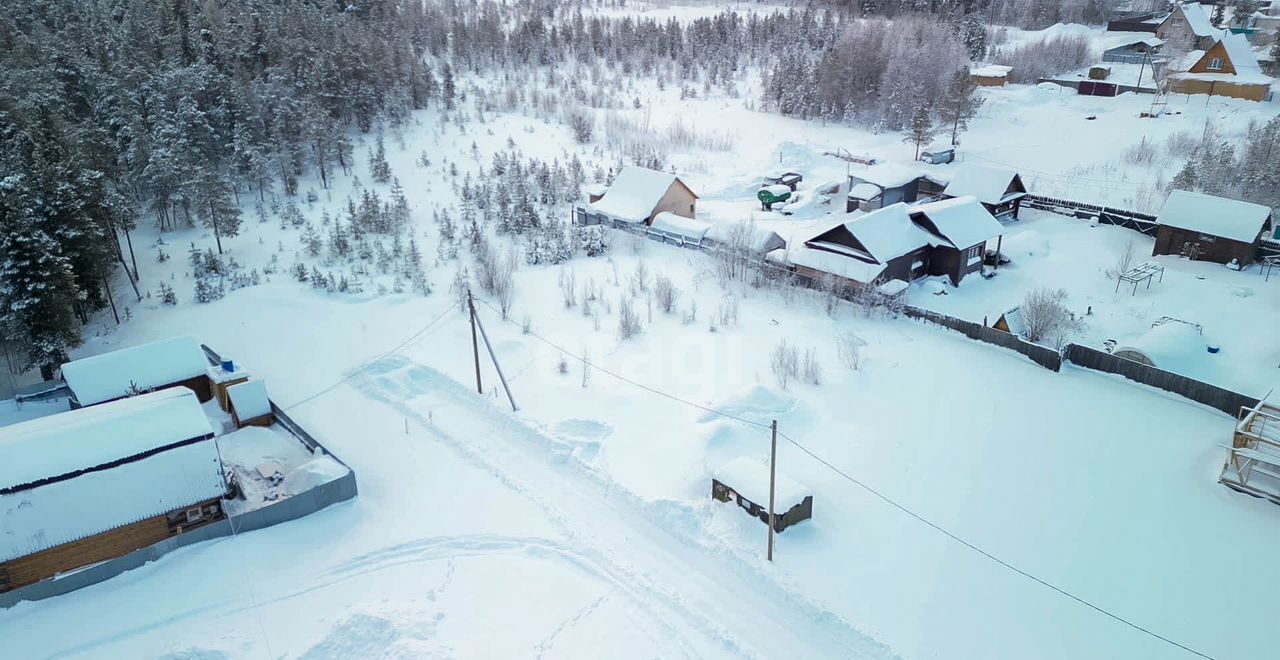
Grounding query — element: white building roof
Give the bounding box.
[62,336,210,406]
[787,245,887,284]
[588,166,686,223]
[838,203,938,263]
[848,182,883,201]
[1156,190,1272,243]
[912,196,1005,249]
[704,221,786,253]
[943,164,1023,206]
[851,162,923,189]
[0,388,214,491]
[0,389,223,563]
[227,379,272,421]
[714,456,812,508]
[970,64,1012,77]
[1218,30,1263,76]
[1101,33,1165,51]
[649,212,711,241]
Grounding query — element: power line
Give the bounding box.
[284,305,458,412]
[471,297,1215,660]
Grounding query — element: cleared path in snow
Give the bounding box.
[356,355,897,660]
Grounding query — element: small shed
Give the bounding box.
[970,64,1012,86]
[1151,190,1273,265]
[0,389,225,593]
[227,379,273,428]
[941,164,1027,221]
[61,336,213,407]
[1089,65,1112,80]
[991,306,1026,336]
[763,171,803,191]
[1102,33,1165,64]
[919,147,955,165]
[845,163,930,212]
[647,212,711,247]
[712,457,813,532]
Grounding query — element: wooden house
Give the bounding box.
[941,164,1027,221]
[1167,31,1272,101]
[785,198,1002,290]
[712,457,812,532]
[909,197,1005,285]
[1156,2,1218,51]
[1152,190,1273,266]
[0,389,226,593]
[61,336,212,407]
[583,166,697,226]
[1101,33,1165,64]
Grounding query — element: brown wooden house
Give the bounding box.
[0,389,227,593]
[941,164,1027,221]
[1152,190,1273,266]
[784,199,1003,290]
[584,165,697,226]
[61,336,214,407]
[1167,32,1272,102]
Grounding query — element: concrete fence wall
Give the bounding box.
[1062,344,1260,415]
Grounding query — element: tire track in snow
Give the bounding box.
[355,355,897,660]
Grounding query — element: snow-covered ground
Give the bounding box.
[6,12,1280,660]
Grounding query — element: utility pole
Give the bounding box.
[767,419,778,562]
[472,301,519,412]
[467,290,482,394]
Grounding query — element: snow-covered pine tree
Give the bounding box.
[938,68,983,146]
[902,103,937,160]
[370,135,392,183]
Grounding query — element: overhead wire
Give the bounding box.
[471,296,1215,660]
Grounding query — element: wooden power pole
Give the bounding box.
[767,419,778,562]
[467,290,483,394]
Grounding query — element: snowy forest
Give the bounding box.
[0,0,1271,378]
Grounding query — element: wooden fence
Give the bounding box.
[1062,344,1260,415]
[902,305,1064,371]
[1022,194,1159,235]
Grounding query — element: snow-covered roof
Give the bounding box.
[582,182,607,196]
[1156,190,1272,243]
[1218,30,1263,76]
[876,279,910,296]
[228,379,272,421]
[912,196,1004,249]
[851,162,923,189]
[970,64,1012,77]
[704,222,786,253]
[713,456,812,507]
[1114,322,1209,373]
[942,164,1023,206]
[648,212,711,241]
[588,166,689,223]
[0,388,214,492]
[762,184,792,197]
[0,389,223,563]
[1101,32,1165,51]
[997,307,1027,336]
[62,336,210,406]
[1165,2,1215,37]
[848,182,883,201]
[787,245,887,283]
[837,203,938,263]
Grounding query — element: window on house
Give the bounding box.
[185,507,203,524]
[1207,58,1224,71]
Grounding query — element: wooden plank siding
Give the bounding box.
[1152,225,1261,265]
[0,499,223,592]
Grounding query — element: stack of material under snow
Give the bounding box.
[704,221,787,254]
[61,336,211,407]
[0,388,225,590]
[648,211,711,245]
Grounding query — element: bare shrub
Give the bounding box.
[682,300,698,325]
[567,109,594,143]
[557,354,569,375]
[992,35,1091,84]
[559,268,577,309]
[770,340,800,390]
[817,273,849,317]
[618,295,642,340]
[710,220,761,287]
[1113,235,1137,278]
[654,274,679,313]
[1164,131,1198,158]
[837,333,866,371]
[521,314,533,334]
[631,260,649,292]
[717,294,739,328]
[801,348,822,386]
[478,246,518,319]
[1122,139,1157,167]
[1021,287,1084,349]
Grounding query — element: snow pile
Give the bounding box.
[848,182,882,201]
[61,336,209,406]
[1000,228,1051,257]
[1113,322,1212,377]
[1156,190,1271,243]
[287,457,351,496]
[713,456,812,508]
[697,385,795,426]
[588,166,682,223]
